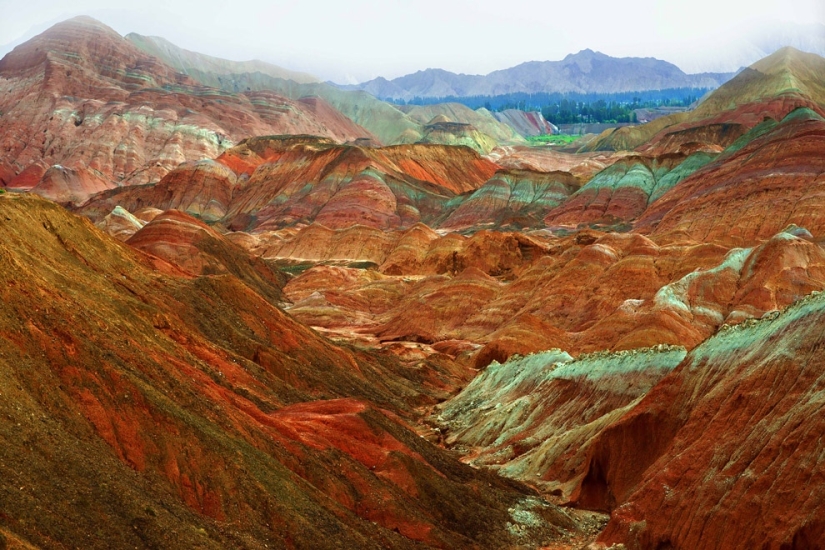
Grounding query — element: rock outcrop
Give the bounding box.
[639,108,825,246]
[0,192,587,549]
[0,17,374,197]
[493,109,558,137]
[589,290,825,549]
[79,137,501,232]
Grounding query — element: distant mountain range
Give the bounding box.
[337,50,736,101]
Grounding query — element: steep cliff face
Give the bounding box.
[588,290,825,549]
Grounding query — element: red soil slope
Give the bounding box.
[0,193,583,549]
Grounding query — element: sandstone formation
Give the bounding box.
[438,286,825,550]
[0,17,374,200]
[544,152,716,228]
[417,121,499,154]
[639,108,825,246]
[589,291,825,549]
[489,146,620,181]
[96,205,146,241]
[272,226,825,372]
[435,347,687,501]
[400,103,524,143]
[125,33,525,150]
[126,209,289,303]
[0,192,587,549]
[582,47,825,155]
[442,170,580,230]
[3,22,825,549]
[80,136,502,232]
[80,159,240,223]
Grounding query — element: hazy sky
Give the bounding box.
[0,0,823,83]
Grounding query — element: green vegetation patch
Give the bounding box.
[525,134,578,146]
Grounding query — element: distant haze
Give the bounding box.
[0,0,823,83]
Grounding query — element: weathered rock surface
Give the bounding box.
[275,226,825,371]
[126,209,288,303]
[126,33,525,150]
[80,159,240,223]
[639,108,825,246]
[80,137,501,232]
[435,347,687,502]
[490,146,619,182]
[587,290,825,549]
[0,192,587,549]
[29,164,117,205]
[442,170,579,230]
[544,153,716,228]
[438,284,825,550]
[582,47,825,155]
[96,204,146,241]
[0,17,373,195]
[399,103,525,146]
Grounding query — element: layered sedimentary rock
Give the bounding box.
[493,109,558,137]
[489,146,620,182]
[126,33,526,150]
[639,108,825,246]
[29,164,117,205]
[417,121,499,154]
[126,210,288,303]
[0,17,373,197]
[0,192,589,549]
[544,152,717,228]
[80,159,240,223]
[275,226,825,369]
[588,291,825,549]
[399,103,525,145]
[438,287,825,549]
[435,347,687,501]
[96,205,146,241]
[80,136,501,232]
[124,33,320,84]
[582,47,825,155]
[442,170,579,230]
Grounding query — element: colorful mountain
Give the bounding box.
[0,16,374,205]
[2,17,825,550]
